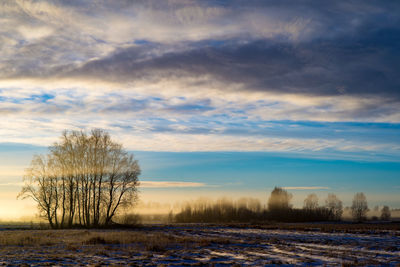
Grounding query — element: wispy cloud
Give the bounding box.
[283,186,330,190]
[140,181,207,188]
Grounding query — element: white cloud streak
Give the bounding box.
[140,181,207,188]
[283,186,330,190]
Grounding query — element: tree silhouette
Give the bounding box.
[268,187,292,213]
[351,192,368,222]
[380,206,391,221]
[19,129,140,228]
[325,193,343,220]
[304,193,319,211]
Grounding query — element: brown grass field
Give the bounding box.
[0,222,398,266]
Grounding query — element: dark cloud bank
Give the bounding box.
[62,0,400,100]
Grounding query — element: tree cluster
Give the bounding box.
[19,130,140,228]
[266,187,342,222]
[175,198,262,223]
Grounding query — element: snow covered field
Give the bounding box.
[0,224,398,266]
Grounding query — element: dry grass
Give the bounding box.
[0,228,232,251]
[0,224,397,265]
[0,231,60,246]
[0,228,237,265]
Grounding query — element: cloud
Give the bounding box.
[3,0,400,96]
[140,180,207,188]
[0,98,399,161]
[283,186,330,190]
[0,0,399,160]
[66,34,400,102]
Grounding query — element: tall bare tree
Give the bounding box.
[19,155,59,228]
[351,192,368,222]
[380,206,391,221]
[267,187,292,212]
[19,129,140,228]
[303,194,319,211]
[325,193,343,220]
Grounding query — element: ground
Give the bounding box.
[0,223,398,266]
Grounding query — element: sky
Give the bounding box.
[0,0,399,219]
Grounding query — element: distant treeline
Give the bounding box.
[174,199,336,223]
[174,187,392,223]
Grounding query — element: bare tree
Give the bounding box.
[18,129,140,228]
[268,187,292,212]
[19,155,59,228]
[351,192,368,222]
[380,206,391,221]
[303,194,319,211]
[325,193,343,220]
